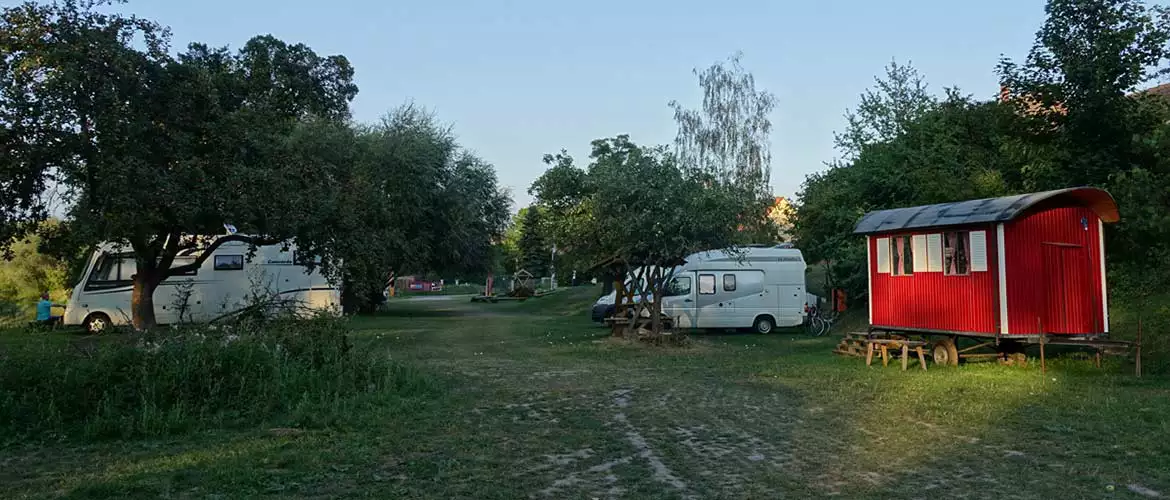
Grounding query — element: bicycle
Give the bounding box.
[805,304,838,337]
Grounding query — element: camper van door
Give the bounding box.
[693,272,730,328]
[661,271,697,328]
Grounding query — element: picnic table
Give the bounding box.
[864,337,929,371]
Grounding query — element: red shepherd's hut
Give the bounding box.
[853,187,1119,340]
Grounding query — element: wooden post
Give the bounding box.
[1094,350,1102,369]
[901,344,909,371]
[916,346,928,371]
[1136,317,1143,378]
[866,341,875,367]
[1037,317,1046,376]
[881,345,889,367]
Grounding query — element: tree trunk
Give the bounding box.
[131,273,160,331]
[651,267,663,336]
[612,278,626,337]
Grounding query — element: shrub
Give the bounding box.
[0,317,438,441]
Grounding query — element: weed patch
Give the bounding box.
[0,317,439,441]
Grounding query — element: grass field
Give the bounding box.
[3,287,1169,499]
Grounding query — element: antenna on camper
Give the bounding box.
[224,223,238,235]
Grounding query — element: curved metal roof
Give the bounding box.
[853,187,1119,235]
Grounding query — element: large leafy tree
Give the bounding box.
[517,205,550,276]
[794,0,1170,308]
[333,105,511,311]
[584,135,754,336]
[793,62,1019,300]
[669,52,776,234]
[527,55,777,336]
[997,0,1170,298]
[0,222,71,322]
[0,0,358,328]
[997,0,1170,190]
[528,150,596,282]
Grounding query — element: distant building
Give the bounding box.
[999,82,1170,117]
[734,196,794,242]
[1144,82,1170,98]
[767,197,794,242]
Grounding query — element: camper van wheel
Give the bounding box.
[753,315,775,335]
[931,338,959,367]
[84,313,111,335]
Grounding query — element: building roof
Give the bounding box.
[853,187,1119,235]
[1144,82,1170,98]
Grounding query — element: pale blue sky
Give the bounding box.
[123,0,1054,210]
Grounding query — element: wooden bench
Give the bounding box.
[604,316,675,329]
[864,338,929,371]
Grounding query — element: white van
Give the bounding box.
[590,266,660,323]
[63,239,340,332]
[660,246,806,333]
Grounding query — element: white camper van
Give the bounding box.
[660,246,807,333]
[63,239,340,333]
[590,265,661,323]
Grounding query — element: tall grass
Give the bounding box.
[0,317,439,441]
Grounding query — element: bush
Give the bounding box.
[0,317,438,441]
[1108,293,1170,376]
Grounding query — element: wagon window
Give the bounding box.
[944,232,971,275]
[698,274,716,295]
[723,274,736,292]
[214,255,245,271]
[890,236,913,276]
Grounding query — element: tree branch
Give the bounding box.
[154,230,182,277]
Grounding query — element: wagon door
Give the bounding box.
[1041,244,1094,334]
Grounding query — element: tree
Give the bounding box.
[0,1,358,329]
[833,60,935,159]
[669,53,776,206]
[525,55,777,337]
[497,207,533,275]
[0,222,70,323]
[793,62,1019,301]
[517,206,549,276]
[997,0,1170,294]
[529,150,594,280]
[327,105,511,312]
[997,0,1170,189]
[586,135,755,336]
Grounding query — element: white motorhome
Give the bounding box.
[660,246,807,333]
[63,238,340,332]
[590,265,662,323]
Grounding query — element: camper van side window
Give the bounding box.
[214,255,245,271]
[120,258,137,280]
[723,274,736,292]
[698,274,716,295]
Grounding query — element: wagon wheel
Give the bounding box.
[931,338,959,367]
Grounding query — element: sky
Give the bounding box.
[119,0,1055,211]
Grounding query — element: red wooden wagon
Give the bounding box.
[849,187,1135,367]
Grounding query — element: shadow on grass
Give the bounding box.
[368,307,491,319]
[751,346,1170,497]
